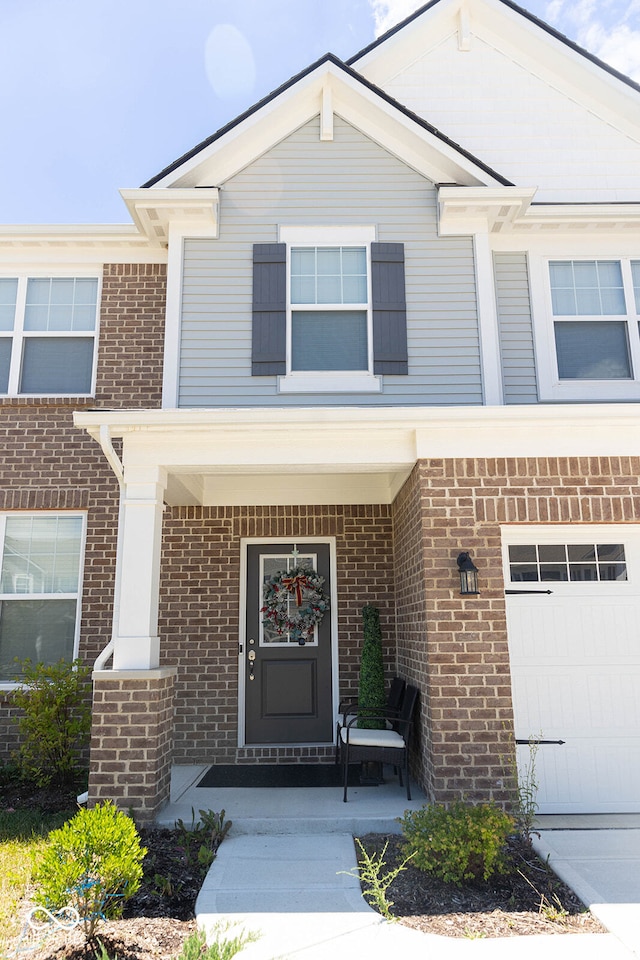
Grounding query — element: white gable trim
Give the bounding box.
[353,0,640,149]
[148,59,508,191]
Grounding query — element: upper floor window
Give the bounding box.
[290,246,369,373]
[251,227,407,393]
[533,258,640,401]
[0,513,85,684]
[0,277,99,397]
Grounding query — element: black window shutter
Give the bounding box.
[371,242,408,375]
[252,243,286,376]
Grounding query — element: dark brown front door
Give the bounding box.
[244,542,333,744]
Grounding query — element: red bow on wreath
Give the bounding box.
[281,572,310,606]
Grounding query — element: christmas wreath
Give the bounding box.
[261,565,329,645]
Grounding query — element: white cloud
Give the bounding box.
[369,0,424,36]
[371,0,640,83]
[544,0,640,82]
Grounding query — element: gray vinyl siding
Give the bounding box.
[179,115,481,407]
[494,252,538,404]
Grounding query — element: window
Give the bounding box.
[541,259,640,398]
[0,277,98,396]
[508,543,627,583]
[290,246,368,372]
[0,514,85,683]
[251,230,407,391]
[260,553,318,645]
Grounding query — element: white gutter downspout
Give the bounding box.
[93,425,125,670]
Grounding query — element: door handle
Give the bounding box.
[248,650,256,681]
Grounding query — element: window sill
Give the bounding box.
[277,373,382,394]
[540,380,640,402]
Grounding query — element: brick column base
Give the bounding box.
[89,668,176,823]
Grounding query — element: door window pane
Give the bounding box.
[261,554,317,645]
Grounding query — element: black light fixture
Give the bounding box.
[457,551,479,595]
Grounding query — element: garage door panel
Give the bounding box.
[505,525,640,813]
[514,669,640,736]
[508,599,640,665]
[522,741,640,813]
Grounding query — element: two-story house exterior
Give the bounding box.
[2,0,640,821]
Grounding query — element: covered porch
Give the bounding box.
[74,404,613,821]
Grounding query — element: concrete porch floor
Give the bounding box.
[158,763,428,834]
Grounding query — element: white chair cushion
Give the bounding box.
[340,727,404,748]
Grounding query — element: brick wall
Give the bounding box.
[159,504,396,763]
[0,263,166,757]
[90,668,176,821]
[392,455,640,806]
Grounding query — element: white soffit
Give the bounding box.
[352,0,640,145]
[120,188,219,246]
[0,224,166,263]
[439,187,640,235]
[149,60,505,189]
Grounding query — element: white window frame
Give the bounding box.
[530,254,640,401]
[277,225,381,394]
[0,270,101,398]
[0,511,86,689]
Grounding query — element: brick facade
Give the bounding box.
[159,504,396,763]
[0,263,166,758]
[392,456,640,806]
[90,668,176,822]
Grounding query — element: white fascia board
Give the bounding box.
[151,60,503,190]
[355,0,640,145]
[75,403,640,467]
[120,188,219,247]
[0,224,165,264]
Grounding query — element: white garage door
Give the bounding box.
[504,525,640,814]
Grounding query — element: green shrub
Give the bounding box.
[357,605,386,729]
[11,658,91,786]
[400,801,515,886]
[177,924,259,960]
[32,801,146,938]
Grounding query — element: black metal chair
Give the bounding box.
[335,676,405,764]
[340,684,418,802]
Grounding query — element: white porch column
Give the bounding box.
[112,465,167,670]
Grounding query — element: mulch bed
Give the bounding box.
[2,778,605,958]
[357,832,605,940]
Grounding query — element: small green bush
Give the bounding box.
[32,801,146,938]
[400,801,515,886]
[11,658,91,786]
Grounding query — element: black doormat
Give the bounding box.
[197,763,362,788]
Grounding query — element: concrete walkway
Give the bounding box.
[164,766,640,959]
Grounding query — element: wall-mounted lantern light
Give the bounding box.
[457,551,479,595]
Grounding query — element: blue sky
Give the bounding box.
[1,0,638,224]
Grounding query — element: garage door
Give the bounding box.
[504,525,640,814]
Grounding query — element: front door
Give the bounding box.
[244,542,333,745]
